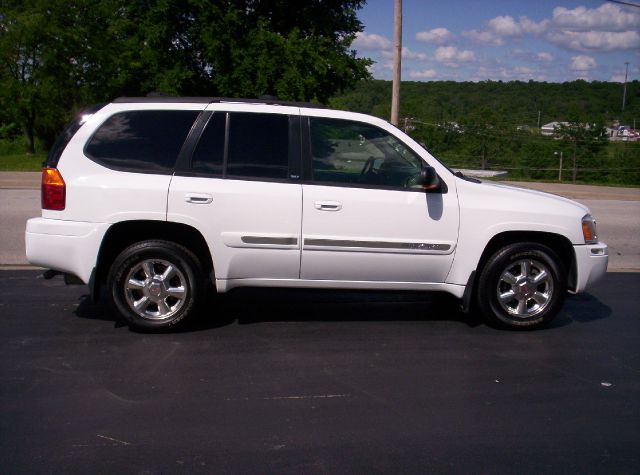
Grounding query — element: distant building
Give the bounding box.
[606,125,639,142]
[540,121,569,136]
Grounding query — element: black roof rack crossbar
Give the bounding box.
[113,96,324,108]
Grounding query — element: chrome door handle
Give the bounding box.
[314,201,342,211]
[185,193,213,204]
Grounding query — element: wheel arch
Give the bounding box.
[476,231,576,292]
[94,220,214,301]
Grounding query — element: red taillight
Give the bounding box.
[42,168,66,210]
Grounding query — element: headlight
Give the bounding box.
[582,214,598,244]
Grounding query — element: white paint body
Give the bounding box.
[25,101,608,301]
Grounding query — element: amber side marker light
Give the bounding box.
[42,167,66,210]
[581,215,598,244]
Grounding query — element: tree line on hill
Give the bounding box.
[330,80,639,185]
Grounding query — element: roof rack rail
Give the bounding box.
[113,96,214,104]
[112,96,324,108]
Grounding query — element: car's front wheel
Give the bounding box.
[107,240,203,332]
[477,242,567,329]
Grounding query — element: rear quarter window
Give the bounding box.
[45,104,106,168]
[85,110,199,173]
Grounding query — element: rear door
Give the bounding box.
[168,105,302,282]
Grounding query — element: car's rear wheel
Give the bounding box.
[477,242,567,329]
[107,240,203,332]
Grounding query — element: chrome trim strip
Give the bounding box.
[304,238,451,251]
[241,236,298,246]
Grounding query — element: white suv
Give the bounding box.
[25,97,608,331]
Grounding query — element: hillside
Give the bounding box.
[329,80,639,127]
[329,80,640,186]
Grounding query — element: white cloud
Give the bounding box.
[547,30,640,52]
[570,55,597,71]
[545,3,640,52]
[435,46,476,62]
[460,5,640,53]
[487,16,522,36]
[382,47,428,61]
[537,52,553,62]
[352,32,391,51]
[409,69,438,80]
[416,27,454,44]
[610,73,626,83]
[402,47,428,61]
[552,3,640,32]
[514,66,534,75]
[520,17,549,35]
[462,15,547,45]
[462,29,503,45]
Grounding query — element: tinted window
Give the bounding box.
[85,110,199,172]
[191,112,226,175]
[310,118,424,189]
[226,113,289,179]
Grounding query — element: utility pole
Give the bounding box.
[622,61,630,111]
[537,110,541,129]
[390,0,402,126]
[555,151,563,182]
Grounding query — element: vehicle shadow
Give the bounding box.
[72,287,482,331]
[72,286,612,333]
[192,288,481,331]
[73,292,127,327]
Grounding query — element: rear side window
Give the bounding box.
[191,113,225,176]
[45,104,106,168]
[85,110,199,173]
[226,112,289,180]
[189,112,290,181]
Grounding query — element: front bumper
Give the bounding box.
[25,218,110,284]
[572,242,608,293]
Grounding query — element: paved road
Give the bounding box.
[0,270,638,473]
[0,189,39,266]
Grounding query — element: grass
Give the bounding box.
[0,153,45,171]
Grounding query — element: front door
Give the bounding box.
[300,117,459,283]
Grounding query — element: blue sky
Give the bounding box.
[353,0,640,82]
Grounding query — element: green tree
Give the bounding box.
[0,1,70,153]
[554,121,607,183]
[196,0,370,102]
[0,0,371,153]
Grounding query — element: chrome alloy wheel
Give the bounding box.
[496,258,554,318]
[124,259,187,320]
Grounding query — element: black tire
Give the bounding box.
[476,242,566,330]
[107,240,204,332]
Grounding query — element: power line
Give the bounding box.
[606,0,640,7]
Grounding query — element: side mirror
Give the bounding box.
[418,166,440,191]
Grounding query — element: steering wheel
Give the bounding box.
[360,157,376,177]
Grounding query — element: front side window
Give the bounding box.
[85,110,199,172]
[310,117,424,189]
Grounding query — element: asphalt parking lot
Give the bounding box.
[1,270,638,474]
